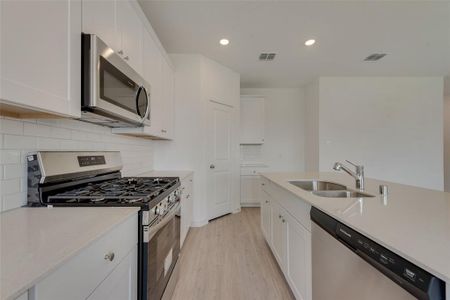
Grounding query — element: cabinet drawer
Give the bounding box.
[33,214,138,300]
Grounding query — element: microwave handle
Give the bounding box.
[143,88,150,122]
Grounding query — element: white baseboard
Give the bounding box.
[191,219,208,227]
[240,203,261,208]
[232,207,241,214]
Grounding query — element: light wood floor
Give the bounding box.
[172,208,295,300]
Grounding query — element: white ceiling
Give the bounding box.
[139,1,450,88]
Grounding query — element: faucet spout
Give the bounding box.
[333,161,365,190]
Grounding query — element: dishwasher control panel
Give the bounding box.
[336,223,430,290]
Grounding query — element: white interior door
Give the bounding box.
[207,101,233,220]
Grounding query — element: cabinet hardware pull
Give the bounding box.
[104,252,115,262]
[161,129,167,133]
[124,56,129,61]
[265,200,269,203]
[278,215,281,219]
[118,50,124,55]
[282,219,285,223]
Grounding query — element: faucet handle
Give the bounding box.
[345,160,360,167]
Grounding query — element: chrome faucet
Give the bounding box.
[333,160,365,190]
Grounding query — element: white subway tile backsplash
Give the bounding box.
[0,150,21,164]
[0,118,154,212]
[0,118,24,135]
[2,192,26,211]
[3,135,37,149]
[3,164,23,179]
[51,127,71,139]
[23,123,52,137]
[37,137,61,150]
[1,178,21,195]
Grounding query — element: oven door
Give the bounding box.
[143,203,181,300]
[82,34,150,126]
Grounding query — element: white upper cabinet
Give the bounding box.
[240,96,265,144]
[82,0,143,74]
[82,0,119,51]
[161,60,175,139]
[0,0,81,118]
[117,0,143,74]
[143,30,164,136]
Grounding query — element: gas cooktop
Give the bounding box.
[47,177,179,205]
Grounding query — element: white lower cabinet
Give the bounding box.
[260,190,272,242]
[87,245,138,300]
[31,215,138,300]
[180,174,194,247]
[240,175,261,206]
[261,179,312,300]
[285,212,312,300]
[270,200,287,269]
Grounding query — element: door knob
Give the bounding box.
[210,164,215,169]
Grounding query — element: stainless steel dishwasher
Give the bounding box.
[310,207,445,300]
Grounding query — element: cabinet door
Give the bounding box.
[270,201,287,269]
[240,96,265,144]
[117,0,143,74]
[1,0,81,118]
[241,175,261,205]
[285,213,312,300]
[87,246,138,300]
[82,0,119,51]
[143,30,164,136]
[161,60,175,139]
[260,190,272,242]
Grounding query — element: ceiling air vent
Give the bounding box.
[364,53,387,62]
[259,53,276,61]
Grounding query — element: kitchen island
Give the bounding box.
[261,172,450,299]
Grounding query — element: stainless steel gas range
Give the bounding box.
[27,151,181,300]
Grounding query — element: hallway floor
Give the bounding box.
[172,208,294,300]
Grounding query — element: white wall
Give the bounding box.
[240,88,305,172]
[153,54,240,226]
[304,81,320,172]
[0,117,153,212]
[444,94,450,192]
[318,77,444,190]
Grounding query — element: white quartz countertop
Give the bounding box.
[137,170,193,180]
[0,207,140,300]
[261,172,450,283]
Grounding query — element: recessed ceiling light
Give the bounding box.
[305,39,316,46]
[219,38,230,46]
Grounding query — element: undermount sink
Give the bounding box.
[289,180,346,191]
[312,190,374,198]
[289,180,374,198]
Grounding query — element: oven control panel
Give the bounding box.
[148,188,181,222]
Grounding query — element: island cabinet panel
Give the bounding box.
[261,177,312,300]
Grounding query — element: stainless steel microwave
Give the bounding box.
[81,33,151,127]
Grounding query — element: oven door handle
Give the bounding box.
[146,202,180,241]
